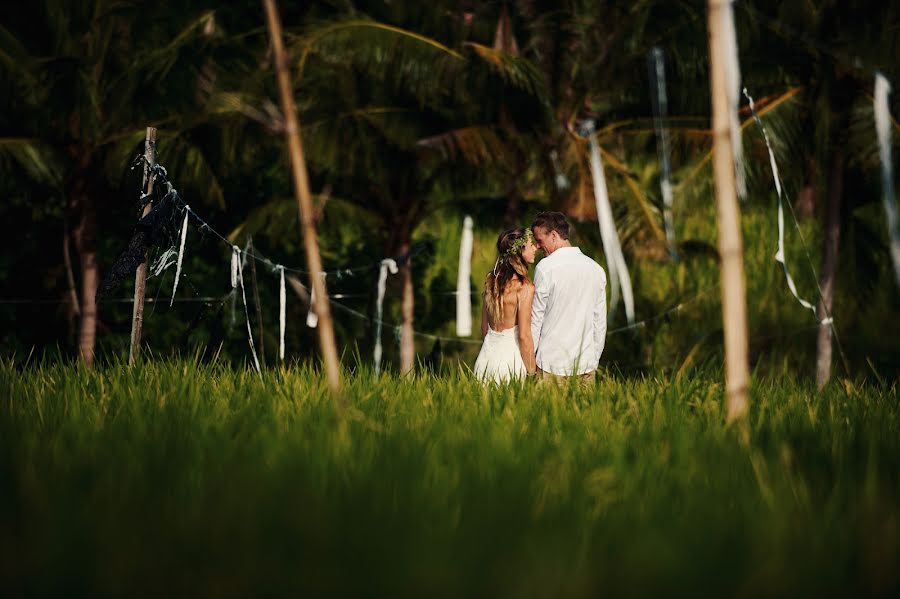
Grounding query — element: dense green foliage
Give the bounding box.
[1,358,898,595]
[1,1,898,379]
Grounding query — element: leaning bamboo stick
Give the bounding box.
[707,0,749,422]
[262,0,342,396]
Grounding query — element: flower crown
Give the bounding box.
[502,228,533,258]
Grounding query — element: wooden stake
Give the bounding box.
[129,127,157,365]
[707,0,749,422]
[262,0,342,395]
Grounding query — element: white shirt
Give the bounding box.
[531,246,607,375]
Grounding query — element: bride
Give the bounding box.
[474,228,538,382]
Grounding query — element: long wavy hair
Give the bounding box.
[483,228,530,324]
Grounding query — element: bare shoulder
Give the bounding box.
[518,278,535,298]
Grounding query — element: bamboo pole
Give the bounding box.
[707,0,749,422]
[129,127,157,365]
[262,0,342,395]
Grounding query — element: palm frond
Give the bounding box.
[415,126,509,167]
[167,137,226,210]
[296,19,463,74]
[0,138,61,186]
[207,92,284,132]
[110,10,216,87]
[0,23,38,89]
[463,42,548,98]
[677,86,803,195]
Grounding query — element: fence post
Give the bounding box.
[129,127,157,365]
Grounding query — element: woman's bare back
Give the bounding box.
[487,278,532,332]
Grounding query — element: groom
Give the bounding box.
[530,212,607,381]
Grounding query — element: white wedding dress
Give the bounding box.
[473,326,527,383]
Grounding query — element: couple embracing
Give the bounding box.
[474,211,607,383]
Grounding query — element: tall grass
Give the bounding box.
[1,357,898,596]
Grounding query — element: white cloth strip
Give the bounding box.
[150,247,178,277]
[744,88,830,325]
[649,47,678,258]
[278,265,286,361]
[374,258,398,374]
[231,247,239,290]
[720,0,746,198]
[229,246,239,328]
[169,207,189,307]
[306,282,317,328]
[875,73,900,288]
[306,273,325,328]
[456,216,474,337]
[550,149,570,190]
[232,245,262,376]
[588,128,635,324]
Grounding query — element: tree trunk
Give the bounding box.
[815,149,844,389]
[71,171,98,367]
[707,0,750,422]
[387,218,416,375]
[503,187,523,229]
[62,221,80,342]
[399,244,415,376]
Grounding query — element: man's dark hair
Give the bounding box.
[531,211,570,239]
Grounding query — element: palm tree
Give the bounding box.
[736,0,900,387]
[0,0,236,365]
[282,3,547,373]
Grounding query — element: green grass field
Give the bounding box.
[2,358,898,596]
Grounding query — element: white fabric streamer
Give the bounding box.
[229,245,239,327]
[550,149,570,190]
[456,216,474,336]
[230,249,239,289]
[587,126,635,324]
[169,207,189,306]
[231,245,262,376]
[744,88,831,325]
[278,265,286,361]
[374,258,398,374]
[149,247,178,277]
[306,273,326,328]
[720,0,746,198]
[649,47,678,258]
[875,73,900,287]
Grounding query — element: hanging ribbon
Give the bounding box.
[229,246,240,328]
[720,0,746,198]
[550,149,570,190]
[744,88,830,325]
[374,258,398,374]
[149,247,178,278]
[232,245,262,376]
[648,47,678,258]
[306,273,326,328]
[586,123,635,324]
[456,216,474,336]
[875,73,900,288]
[169,206,189,306]
[277,265,286,361]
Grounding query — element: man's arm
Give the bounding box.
[593,267,607,360]
[531,263,549,351]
